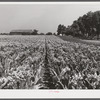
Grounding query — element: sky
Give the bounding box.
[0,3,100,33]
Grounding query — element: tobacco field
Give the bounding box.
[0,35,100,89]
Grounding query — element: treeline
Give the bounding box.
[57,11,100,39]
[10,29,39,35]
[0,30,56,35]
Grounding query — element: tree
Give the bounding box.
[57,24,66,36]
[32,29,38,35]
[93,11,100,39]
[63,11,100,39]
[46,32,52,35]
[65,26,74,36]
[39,33,44,35]
[53,33,56,35]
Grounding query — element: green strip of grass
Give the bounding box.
[58,35,100,46]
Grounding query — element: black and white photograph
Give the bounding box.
[0,2,100,91]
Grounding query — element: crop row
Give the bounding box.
[46,36,100,89]
[0,35,100,89]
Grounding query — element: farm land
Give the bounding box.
[0,35,100,89]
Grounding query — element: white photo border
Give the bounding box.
[0,2,100,99]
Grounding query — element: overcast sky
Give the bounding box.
[0,3,100,33]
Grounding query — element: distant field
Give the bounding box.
[59,35,100,46]
[0,35,45,46]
